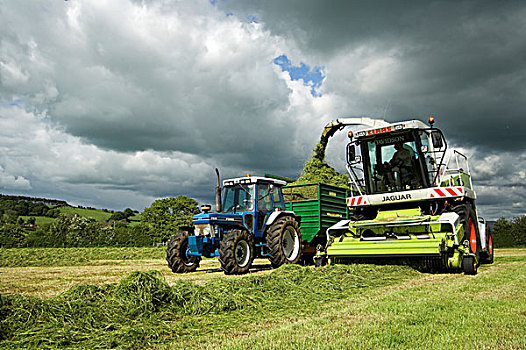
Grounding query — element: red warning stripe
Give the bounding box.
[346,196,369,207]
[429,187,464,198]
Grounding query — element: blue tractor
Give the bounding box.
[166,171,302,275]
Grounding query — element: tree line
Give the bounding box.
[1,193,523,249]
[0,196,199,248]
[491,215,526,248]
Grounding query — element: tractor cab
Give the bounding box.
[219,176,287,236]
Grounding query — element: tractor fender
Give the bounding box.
[265,211,296,227]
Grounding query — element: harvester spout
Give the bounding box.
[215,168,222,212]
[318,117,391,161]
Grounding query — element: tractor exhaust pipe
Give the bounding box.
[215,168,222,212]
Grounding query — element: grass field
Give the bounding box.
[18,216,56,226]
[0,248,524,349]
[59,206,113,222]
[19,207,138,226]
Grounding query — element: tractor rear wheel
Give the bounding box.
[267,216,302,268]
[452,203,481,264]
[166,231,201,273]
[219,229,255,275]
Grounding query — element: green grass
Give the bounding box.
[0,247,165,267]
[17,207,115,226]
[1,250,524,349]
[0,264,419,349]
[18,216,56,226]
[59,206,113,222]
[128,213,142,221]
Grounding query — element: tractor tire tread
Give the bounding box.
[266,216,302,268]
[219,229,255,275]
[166,231,201,273]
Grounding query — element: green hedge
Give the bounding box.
[1,213,155,248]
[491,215,526,248]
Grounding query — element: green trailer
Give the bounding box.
[283,183,349,259]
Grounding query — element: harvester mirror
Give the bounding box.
[346,143,356,164]
[431,131,443,148]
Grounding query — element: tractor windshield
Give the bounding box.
[222,184,255,213]
[361,131,429,194]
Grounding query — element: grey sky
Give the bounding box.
[0,0,525,219]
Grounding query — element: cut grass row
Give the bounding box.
[0,247,165,267]
[0,264,420,349]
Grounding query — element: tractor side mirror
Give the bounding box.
[431,131,443,149]
[346,143,356,164]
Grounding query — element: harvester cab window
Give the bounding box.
[222,184,254,212]
[364,133,426,194]
[419,131,436,185]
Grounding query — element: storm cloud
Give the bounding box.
[0,0,525,218]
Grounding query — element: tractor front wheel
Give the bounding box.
[267,216,302,268]
[166,231,201,273]
[219,229,255,275]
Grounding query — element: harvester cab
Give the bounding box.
[316,116,494,274]
[166,173,302,275]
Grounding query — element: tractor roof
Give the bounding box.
[354,119,430,139]
[223,176,287,187]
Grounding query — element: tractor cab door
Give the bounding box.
[256,182,274,234]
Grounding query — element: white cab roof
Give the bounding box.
[223,176,287,187]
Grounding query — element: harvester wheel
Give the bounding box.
[484,230,494,264]
[267,216,302,268]
[219,229,255,275]
[452,203,481,264]
[166,231,201,273]
[462,255,477,275]
[314,256,328,267]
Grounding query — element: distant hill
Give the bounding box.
[0,194,70,207]
[0,193,142,227]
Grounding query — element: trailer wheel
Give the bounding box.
[462,255,477,275]
[166,231,201,273]
[452,203,481,263]
[219,229,255,275]
[267,216,302,268]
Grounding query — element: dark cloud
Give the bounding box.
[220,0,526,152]
[0,0,524,219]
